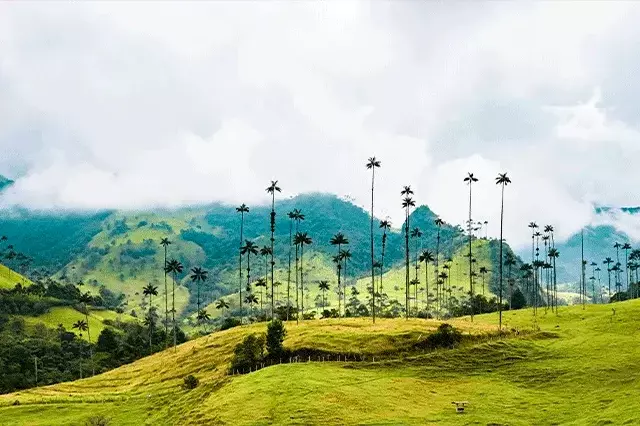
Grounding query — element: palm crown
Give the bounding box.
[366,157,381,169]
[464,172,479,184]
[495,172,511,186]
[266,180,281,195]
[241,240,259,256]
[236,203,249,214]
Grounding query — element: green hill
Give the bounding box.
[0,263,31,289]
[2,299,639,424]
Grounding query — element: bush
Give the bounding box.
[219,317,241,331]
[266,319,287,360]
[84,415,111,426]
[230,333,265,372]
[423,323,462,349]
[182,375,199,390]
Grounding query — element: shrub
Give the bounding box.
[84,415,111,426]
[182,375,199,390]
[425,323,462,349]
[230,333,265,372]
[219,317,241,331]
[266,319,287,360]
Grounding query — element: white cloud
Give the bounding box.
[1,2,640,247]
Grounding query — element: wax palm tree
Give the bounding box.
[196,310,211,332]
[159,237,172,346]
[291,210,305,322]
[528,222,538,264]
[401,187,415,318]
[603,257,614,299]
[318,280,330,312]
[613,242,622,292]
[72,318,88,378]
[411,228,422,279]
[266,181,281,318]
[236,204,249,316]
[260,245,272,310]
[366,156,381,323]
[622,243,632,292]
[241,240,259,311]
[143,283,158,354]
[78,292,94,375]
[419,250,435,313]
[164,259,184,350]
[189,267,208,315]
[434,217,444,314]
[286,210,297,320]
[479,266,488,296]
[341,248,352,313]
[255,278,267,311]
[330,232,349,317]
[294,232,312,318]
[379,220,391,293]
[464,172,479,321]
[544,225,555,247]
[215,299,230,313]
[245,293,258,317]
[612,263,622,294]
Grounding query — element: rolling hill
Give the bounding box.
[2,299,639,424]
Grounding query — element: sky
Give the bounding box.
[1,1,640,248]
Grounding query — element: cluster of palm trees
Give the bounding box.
[521,222,559,314]
[587,241,638,304]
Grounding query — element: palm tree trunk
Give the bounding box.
[85,308,94,376]
[405,208,410,319]
[424,261,429,314]
[300,244,305,318]
[499,183,504,329]
[239,212,244,319]
[149,294,153,355]
[370,167,376,323]
[337,243,342,317]
[172,272,177,351]
[287,220,292,321]
[295,243,299,324]
[270,195,275,319]
[468,182,474,322]
[164,245,168,348]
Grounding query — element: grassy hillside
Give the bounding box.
[3,298,640,425]
[0,263,31,289]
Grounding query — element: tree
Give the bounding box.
[434,217,444,314]
[293,232,312,319]
[411,228,422,313]
[379,219,391,294]
[164,259,184,350]
[142,283,158,354]
[159,237,172,347]
[330,232,349,316]
[401,186,415,319]
[494,173,511,326]
[72,319,88,378]
[286,210,296,321]
[622,243,632,293]
[603,257,614,299]
[291,209,305,323]
[245,293,258,317]
[236,204,249,317]
[255,278,267,311]
[419,250,434,313]
[189,267,208,316]
[366,156,381,323]
[216,299,230,313]
[266,319,287,360]
[266,181,282,319]
[341,249,352,313]
[464,172,479,322]
[479,266,488,296]
[548,248,559,312]
[78,291,94,375]
[260,245,272,311]
[318,280,330,312]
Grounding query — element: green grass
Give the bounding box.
[21,306,135,341]
[0,263,31,289]
[2,299,640,424]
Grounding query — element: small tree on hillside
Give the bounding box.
[266,318,287,360]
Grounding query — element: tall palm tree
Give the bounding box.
[464,172,479,322]
[528,222,538,264]
[294,232,312,319]
[78,292,94,375]
[159,237,172,347]
[341,248,352,313]
[603,257,614,299]
[293,210,305,323]
[196,310,211,332]
[255,278,267,311]
[164,259,184,350]
[189,267,208,316]
[260,245,272,310]
[245,293,258,317]
[366,157,381,323]
[236,204,249,316]
[215,299,230,313]
[318,280,330,313]
[266,181,281,319]
[479,266,488,296]
[613,242,622,294]
[419,250,434,313]
[72,319,88,379]
[434,217,444,315]
[330,232,349,317]
[142,283,158,354]
[286,210,296,320]
[379,220,391,293]
[241,240,259,311]
[622,243,632,292]
[401,186,415,319]
[410,227,422,311]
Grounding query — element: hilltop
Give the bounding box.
[1,299,639,425]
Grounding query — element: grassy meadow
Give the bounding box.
[1,298,639,425]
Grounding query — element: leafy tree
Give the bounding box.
[230,333,265,372]
[266,318,287,360]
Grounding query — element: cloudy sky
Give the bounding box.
[1,1,640,247]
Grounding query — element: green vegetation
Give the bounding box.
[2,300,640,424]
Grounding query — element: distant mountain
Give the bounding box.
[0,175,14,192]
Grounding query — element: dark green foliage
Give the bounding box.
[266,319,286,360]
[182,375,199,390]
[511,288,527,309]
[219,317,241,331]
[423,323,462,349]
[230,333,266,372]
[84,415,111,426]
